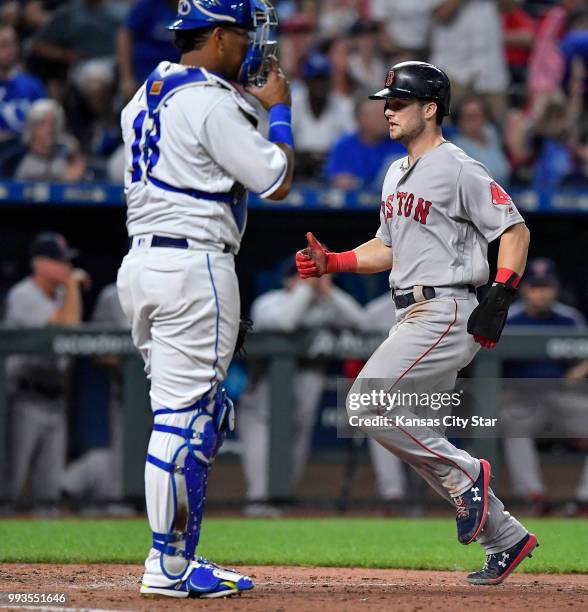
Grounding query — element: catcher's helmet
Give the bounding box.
[169,0,254,31]
[370,61,451,117]
[169,1,278,87]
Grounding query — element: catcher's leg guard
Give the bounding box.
[145,386,234,582]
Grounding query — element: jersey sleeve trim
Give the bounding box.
[375,231,392,247]
[484,217,525,243]
[256,147,288,198]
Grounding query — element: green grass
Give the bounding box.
[0,518,586,573]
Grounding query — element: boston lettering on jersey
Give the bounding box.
[380,191,432,225]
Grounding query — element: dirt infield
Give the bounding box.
[1,564,587,612]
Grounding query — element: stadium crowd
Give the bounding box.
[1,1,587,518]
[0,0,586,188]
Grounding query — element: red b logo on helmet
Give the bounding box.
[385,70,395,88]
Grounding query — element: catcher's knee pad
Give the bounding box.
[147,386,235,578]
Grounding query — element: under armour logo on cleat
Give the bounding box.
[471,487,481,502]
[498,552,510,568]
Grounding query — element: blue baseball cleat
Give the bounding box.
[467,533,539,585]
[187,557,254,598]
[454,458,490,545]
[140,557,254,599]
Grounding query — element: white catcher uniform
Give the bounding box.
[350,142,528,553]
[117,61,287,587]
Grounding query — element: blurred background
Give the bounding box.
[0,0,587,520]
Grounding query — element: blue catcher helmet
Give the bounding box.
[169,0,278,86]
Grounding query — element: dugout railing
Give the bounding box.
[0,326,587,502]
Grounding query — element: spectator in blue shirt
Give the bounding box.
[0,24,46,144]
[452,95,510,186]
[502,258,588,515]
[506,258,585,379]
[116,0,180,101]
[563,127,588,187]
[560,9,588,94]
[324,98,405,190]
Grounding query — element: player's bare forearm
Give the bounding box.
[49,270,89,326]
[50,280,83,325]
[354,238,393,274]
[496,222,530,276]
[30,41,77,64]
[433,0,462,23]
[116,28,134,83]
[267,144,294,200]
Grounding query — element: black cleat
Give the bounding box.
[467,533,539,585]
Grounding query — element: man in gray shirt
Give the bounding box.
[4,232,89,507]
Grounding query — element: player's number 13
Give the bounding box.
[130,110,161,183]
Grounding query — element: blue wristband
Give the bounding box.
[268,103,294,148]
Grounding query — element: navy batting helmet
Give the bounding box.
[370,61,451,117]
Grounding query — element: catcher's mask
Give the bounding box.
[169,0,279,87]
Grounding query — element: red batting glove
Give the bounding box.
[296,248,321,278]
[296,232,358,279]
[473,335,497,349]
[305,232,330,275]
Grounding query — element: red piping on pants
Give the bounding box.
[384,299,476,485]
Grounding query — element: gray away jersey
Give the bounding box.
[4,277,67,389]
[376,142,524,290]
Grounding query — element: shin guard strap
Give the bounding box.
[147,453,184,475]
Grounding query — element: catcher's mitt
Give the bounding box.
[235,315,253,357]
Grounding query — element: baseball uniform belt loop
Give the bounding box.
[393,285,476,309]
[393,286,436,309]
[151,235,189,249]
[128,236,234,255]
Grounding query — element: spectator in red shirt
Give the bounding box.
[528,0,585,104]
[500,0,536,86]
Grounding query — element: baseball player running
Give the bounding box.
[117,0,293,598]
[297,61,538,585]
